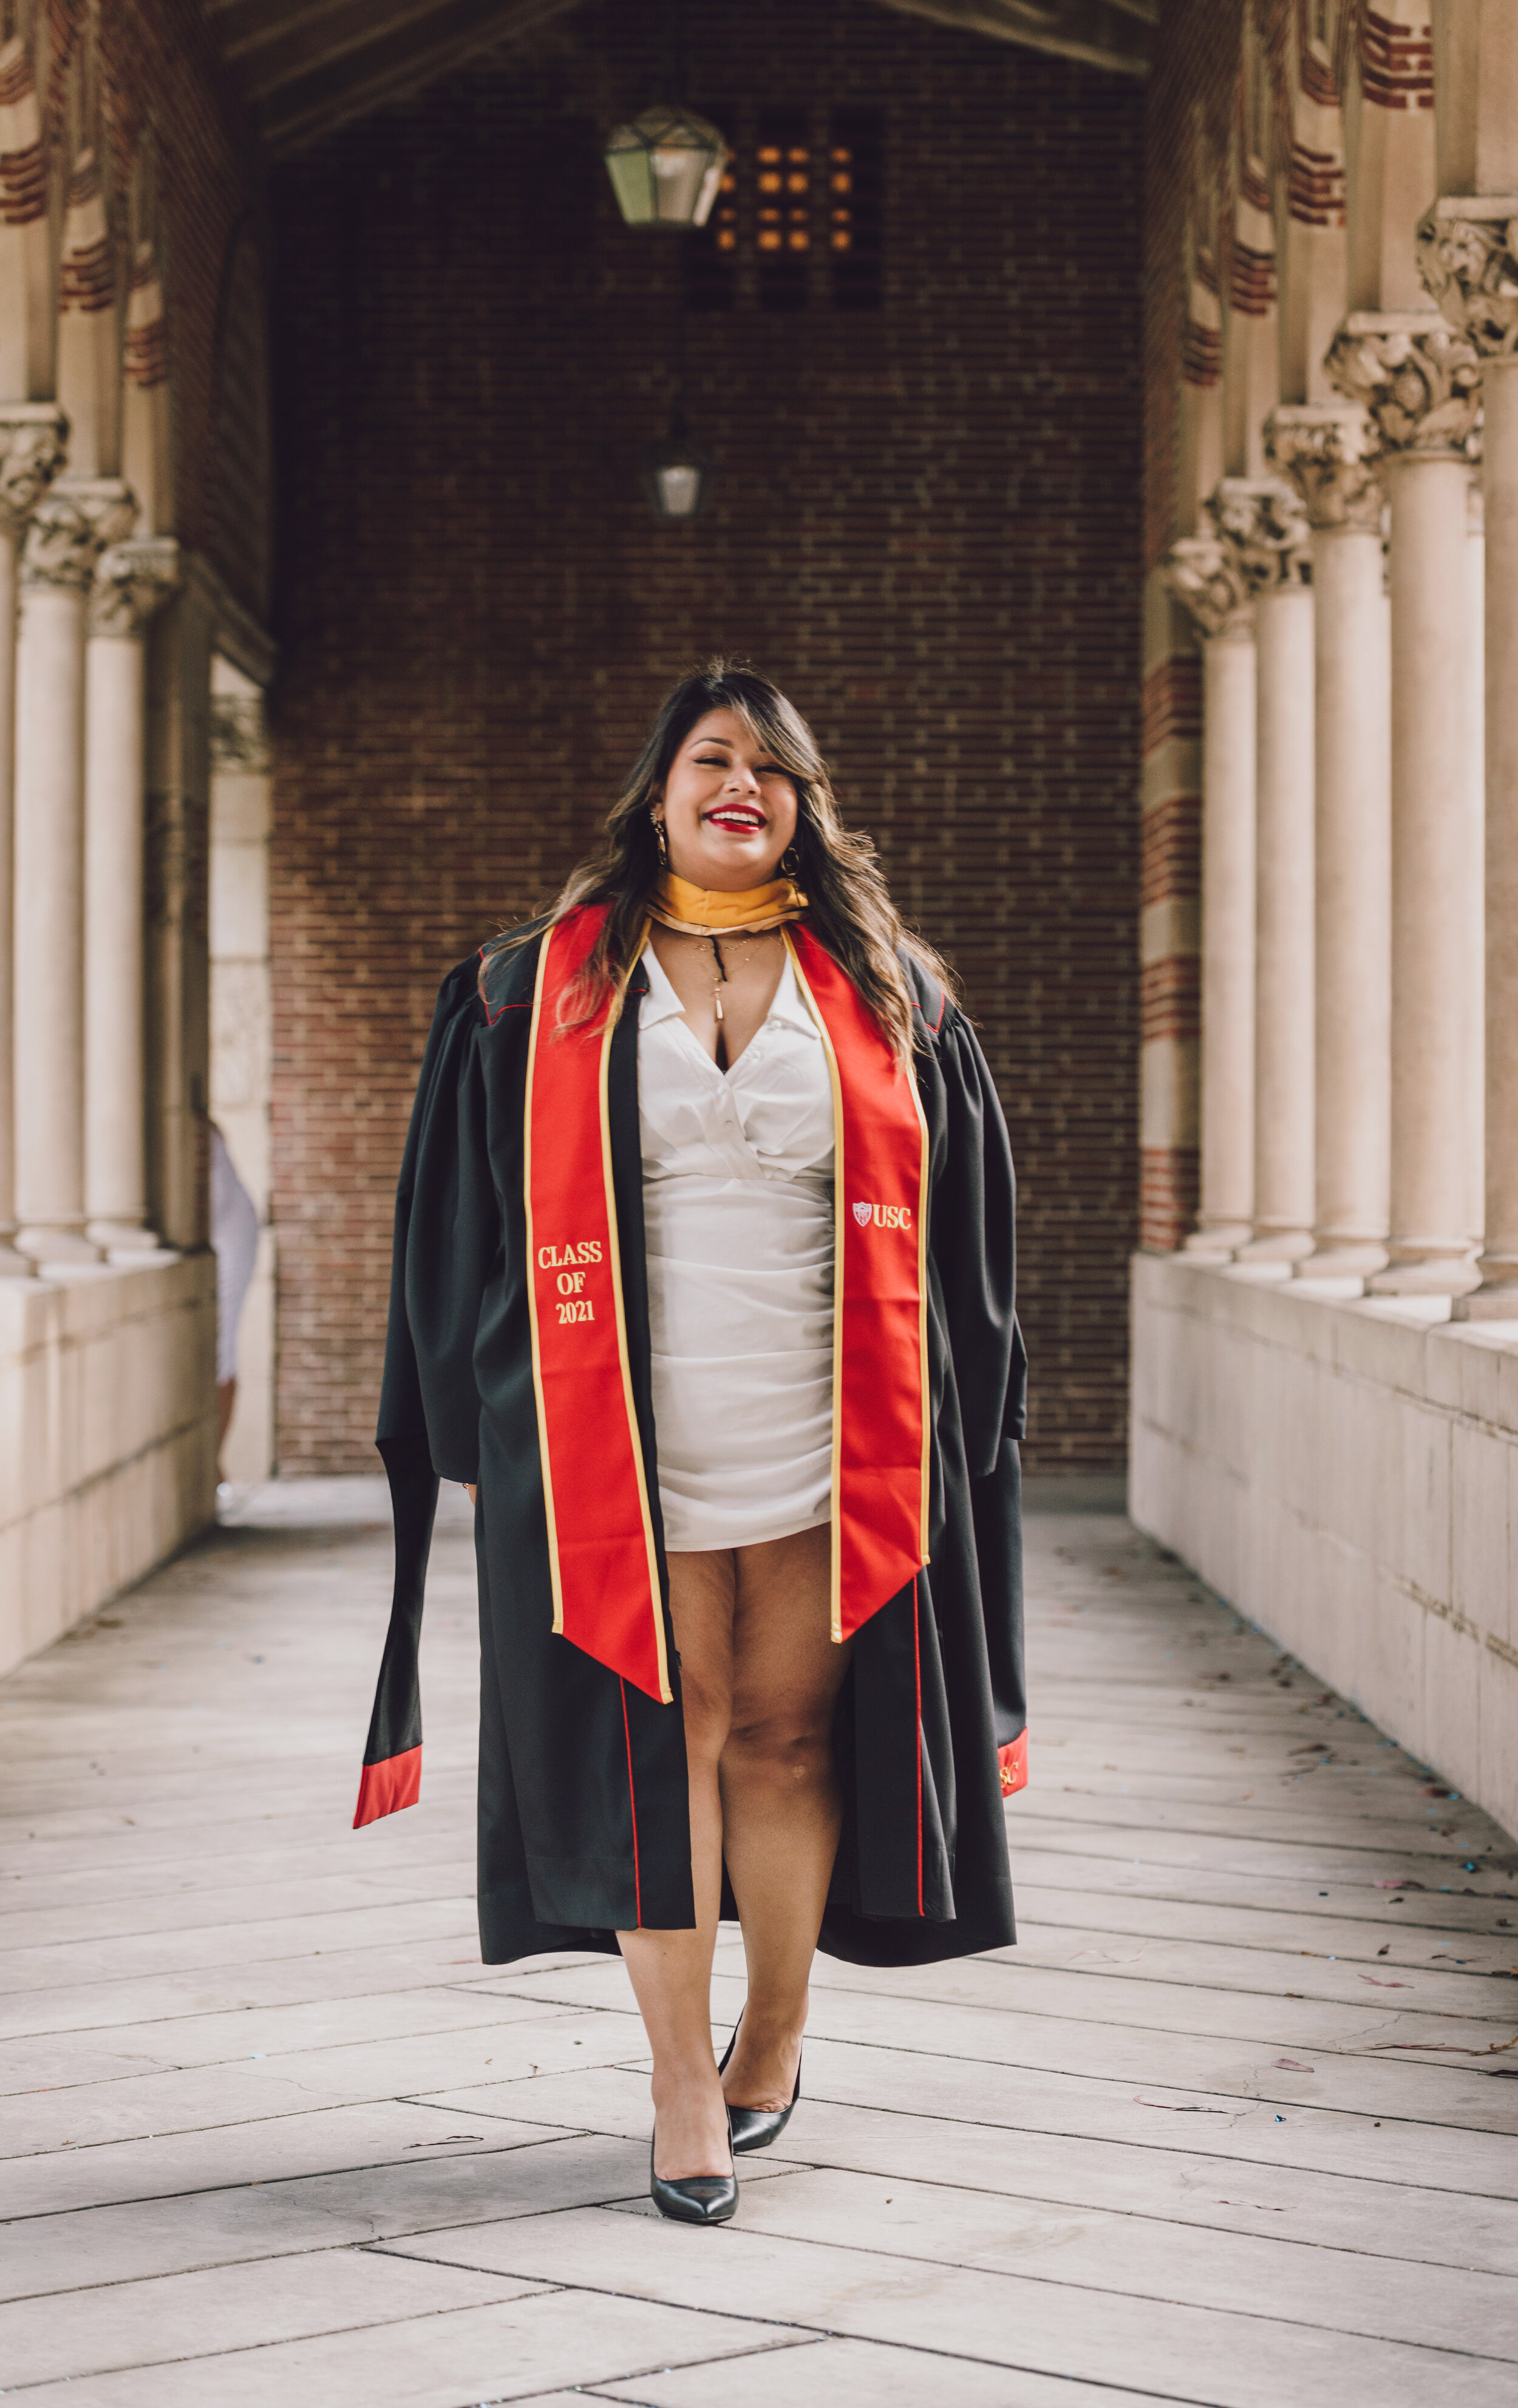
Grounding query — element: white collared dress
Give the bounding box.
[638,942,836,1553]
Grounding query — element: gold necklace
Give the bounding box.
[665,927,777,1031]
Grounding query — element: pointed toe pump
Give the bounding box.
[718,2016,803,2155]
[649,2134,738,2225]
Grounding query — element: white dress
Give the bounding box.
[638,942,836,1553]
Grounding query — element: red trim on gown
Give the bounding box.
[353,1745,422,1828]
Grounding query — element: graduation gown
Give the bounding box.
[357,911,1028,1969]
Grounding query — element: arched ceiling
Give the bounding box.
[202,0,1155,156]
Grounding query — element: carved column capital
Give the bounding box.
[0,406,67,536]
[1417,196,1518,359]
[1265,403,1386,532]
[1164,525,1253,639]
[1207,477,1312,595]
[1165,478,1310,636]
[89,537,180,636]
[1324,311,1483,461]
[21,480,138,594]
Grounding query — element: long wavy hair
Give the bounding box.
[487,660,955,1063]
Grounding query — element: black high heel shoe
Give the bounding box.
[718,2015,803,2154]
[649,2130,738,2225]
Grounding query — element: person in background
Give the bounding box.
[210,1121,259,1472]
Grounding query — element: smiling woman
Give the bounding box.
[356,659,1029,2229]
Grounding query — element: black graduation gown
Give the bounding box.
[362,925,1028,1968]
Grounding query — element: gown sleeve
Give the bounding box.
[355,956,500,1828]
[932,1005,1029,1794]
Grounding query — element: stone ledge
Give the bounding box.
[1131,1252,1518,1838]
[0,1256,217,1676]
[1132,1249,1518,1433]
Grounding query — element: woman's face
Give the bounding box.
[653,707,800,891]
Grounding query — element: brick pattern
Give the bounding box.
[1141,953,1201,1046]
[1140,1143,1200,1254]
[1361,9,1434,111]
[1142,653,1202,758]
[267,0,1145,1475]
[1142,793,1202,913]
[1138,617,1202,1242]
[1289,138,1344,226]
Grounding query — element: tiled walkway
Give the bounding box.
[3,1485,1518,2405]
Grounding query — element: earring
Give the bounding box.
[780,842,801,877]
[652,813,669,866]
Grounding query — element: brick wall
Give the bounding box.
[267,0,1145,1474]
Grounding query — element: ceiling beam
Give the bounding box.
[204,0,1153,160]
[219,0,458,89]
[868,0,1155,78]
[254,0,585,152]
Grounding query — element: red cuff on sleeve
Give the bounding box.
[353,1745,422,1828]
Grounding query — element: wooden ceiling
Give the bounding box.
[202,0,1156,155]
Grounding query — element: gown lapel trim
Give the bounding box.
[523,910,672,1705]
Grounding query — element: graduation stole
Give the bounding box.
[524,904,930,1701]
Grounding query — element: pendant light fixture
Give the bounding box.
[642,401,713,523]
[602,0,730,231]
[603,103,730,230]
[613,5,722,521]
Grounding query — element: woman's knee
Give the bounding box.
[724,1707,834,1787]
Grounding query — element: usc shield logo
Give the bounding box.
[853,1200,913,1230]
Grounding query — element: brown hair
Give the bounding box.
[486,659,955,1062]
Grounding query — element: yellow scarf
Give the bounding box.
[648,868,809,937]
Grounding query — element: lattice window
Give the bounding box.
[681,106,885,311]
[829,109,883,310]
[757,109,811,311]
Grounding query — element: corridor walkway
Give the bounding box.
[2,1491,1517,2405]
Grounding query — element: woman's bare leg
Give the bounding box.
[720,1524,849,2114]
[617,1548,735,2180]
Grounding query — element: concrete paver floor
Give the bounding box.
[3,1485,1517,2405]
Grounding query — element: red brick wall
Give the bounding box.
[267,0,1145,1474]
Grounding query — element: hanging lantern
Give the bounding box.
[603,104,730,230]
[642,406,715,523]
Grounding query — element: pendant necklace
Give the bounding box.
[708,934,728,1024]
[709,935,729,1070]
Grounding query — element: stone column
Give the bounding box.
[1267,403,1393,1283]
[146,568,217,1254]
[1209,481,1315,1269]
[13,479,136,1262]
[1464,472,1486,1258]
[1328,315,1483,1292]
[84,538,180,1255]
[1420,200,1518,1313]
[1164,515,1256,1256]
[0,408,66,1276]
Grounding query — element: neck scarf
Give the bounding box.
[648,868,809,937]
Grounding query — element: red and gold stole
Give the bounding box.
[523,906,930,1699]
[783,925,931,1643]
[525,905,672,1702]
